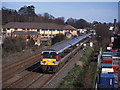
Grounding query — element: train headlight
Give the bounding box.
[53,61,55,63]
[48,59,51,62]
[43,61,46,63]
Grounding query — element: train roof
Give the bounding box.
[50,33,92,53]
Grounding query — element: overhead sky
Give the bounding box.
[2,2,118,23]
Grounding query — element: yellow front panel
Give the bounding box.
[42,59,56,65]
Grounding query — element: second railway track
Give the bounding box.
[2,61,41,88]
[2,53,41,81]
[2,33,93,89]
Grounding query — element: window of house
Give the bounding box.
[42,34,44,36]
[15,28,17,30]
[37,29,40,32]
[27,29,29,30]
[3,28,6,31]
[44,29,48,31]
[23,28,25,30]
[7,28,10,30]
[37,35,39,38]
[58,30,63,31]
[45,34,47,36]
[49,34,51,36]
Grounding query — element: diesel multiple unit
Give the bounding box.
[40,33,92,72]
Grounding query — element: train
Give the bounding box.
[40,33,92,72]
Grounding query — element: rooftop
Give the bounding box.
[12,31,39,35]
[3,22,76,30]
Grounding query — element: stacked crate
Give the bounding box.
[99,51,120,88]
[112,52,119,87]
[100,52,115,88]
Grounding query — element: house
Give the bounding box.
[2,22,77,38]
[12,31,41,46]
[78,29,87,34]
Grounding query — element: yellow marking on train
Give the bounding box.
[42,59,56,65]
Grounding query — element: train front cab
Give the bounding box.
[40,51,60,72]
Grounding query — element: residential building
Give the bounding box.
[12,31,41,46]
[2,22,77,38]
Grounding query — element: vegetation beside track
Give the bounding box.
[2,38,71,65]
[58,46,99,88]
[92,62,98,88]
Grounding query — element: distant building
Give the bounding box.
[12,31,41,46]
[77,29,87,34]
[109,26,114,31]
[2,22,77,38]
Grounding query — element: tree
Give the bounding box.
[2,7,20,25]
[76,19,89,29]
[66,17,76,26]
[18,5,35,15]
[93,21,98,25]
[54,17,65,25]
[51,34,66,45]
[95,24,110,46]
[27,38,35,47]
[66,18,90,29]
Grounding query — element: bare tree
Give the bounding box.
[95,24,110,46]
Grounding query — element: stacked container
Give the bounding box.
[100,52,115,88]
[100,73,114,88]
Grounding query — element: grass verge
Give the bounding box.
[92,62,98,88]
[58,47,94,88]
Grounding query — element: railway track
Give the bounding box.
[2,35,92,89]
[2,61,41,88]
[2,53,41,81]
[2,57,54,89]
[2,51,40,69]
[24,74,53,88]
[2,46,79,88]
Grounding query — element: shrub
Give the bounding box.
[51,34,66,45]
[2,37,35,58]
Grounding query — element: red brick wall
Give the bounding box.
[12,34,41,44]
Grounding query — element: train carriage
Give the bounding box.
[40,33,92,72]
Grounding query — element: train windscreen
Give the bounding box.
[43,52,56,59]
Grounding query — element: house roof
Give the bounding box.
[3,22,76,30]
[63,25,76,30]
[12,31,39,35]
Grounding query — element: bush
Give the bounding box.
[51,34,66,45]
[2,37,35,58]
[58,47,94,88]
[27,38,35,47]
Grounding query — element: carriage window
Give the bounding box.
[49,52,56,59]
[43,52,49,58]
[43,52,56,59]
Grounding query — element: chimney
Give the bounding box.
[114,19,116,32]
